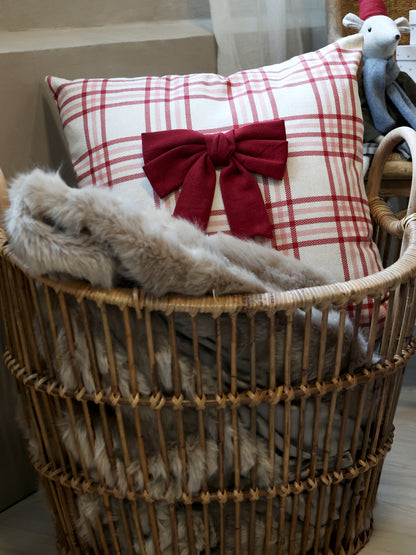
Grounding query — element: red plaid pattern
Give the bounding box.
[47,35,384,327]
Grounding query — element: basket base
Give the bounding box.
[54,520,374,555]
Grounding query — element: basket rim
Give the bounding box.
[1,214,416,315]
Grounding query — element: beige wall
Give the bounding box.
[0,0,210,31]
[0,0,216,510]
[0,334,38,512]
[0,26,216,183]
[0,0,216,181]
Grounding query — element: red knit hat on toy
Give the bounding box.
[358,0,388,20]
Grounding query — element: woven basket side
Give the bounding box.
[2,126,416,553]
[1,215,416,553]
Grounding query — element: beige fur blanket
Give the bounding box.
[5,169,373,554]
[6,168,372,383]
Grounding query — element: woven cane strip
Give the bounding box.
[6,340,414,408]
[30,436,393,505]
[1,214,416,316]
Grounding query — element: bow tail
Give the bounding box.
[220,160,273,239]
[173,155,217,231]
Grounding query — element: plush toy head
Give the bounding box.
[343,0,410,59]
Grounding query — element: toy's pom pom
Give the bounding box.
[358,0,388,20]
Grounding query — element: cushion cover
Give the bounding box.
[47,34,383,326]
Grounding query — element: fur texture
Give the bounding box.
[6,168,336,294]
[6,168,371,385]
[6,169,374,554]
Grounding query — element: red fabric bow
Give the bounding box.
[142,119,288,238]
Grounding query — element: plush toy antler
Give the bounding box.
[343,0,415,172]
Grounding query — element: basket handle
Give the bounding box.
[367,126,416,213]
[366,127,416,251]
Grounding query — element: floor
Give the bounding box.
[0,373,415,555]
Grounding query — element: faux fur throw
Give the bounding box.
[6,168,374,383]
[6,169,373,554]
[7,168,337,296]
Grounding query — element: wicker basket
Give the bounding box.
[1,127,416,555]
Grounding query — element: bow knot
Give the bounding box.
[205,131,235,166]
[142,119,288,238]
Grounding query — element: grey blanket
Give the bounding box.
[6,168,373,553]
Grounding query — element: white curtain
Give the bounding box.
[208,0,327,75]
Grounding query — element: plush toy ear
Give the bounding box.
[342,13,364,31]
[394,17,410,33]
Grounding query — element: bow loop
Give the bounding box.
[142,119,288,238]
[205,131,235,166]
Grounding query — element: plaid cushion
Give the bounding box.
[47,34,384,327]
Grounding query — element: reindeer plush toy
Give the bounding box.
[343,0,416,169]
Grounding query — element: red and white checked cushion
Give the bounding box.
[47,34,384,326]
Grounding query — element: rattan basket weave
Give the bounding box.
[1,127,416,555]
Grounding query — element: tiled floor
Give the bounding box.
[1,372,415,555]
[0,490,55,555]
[360,380,416,555]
